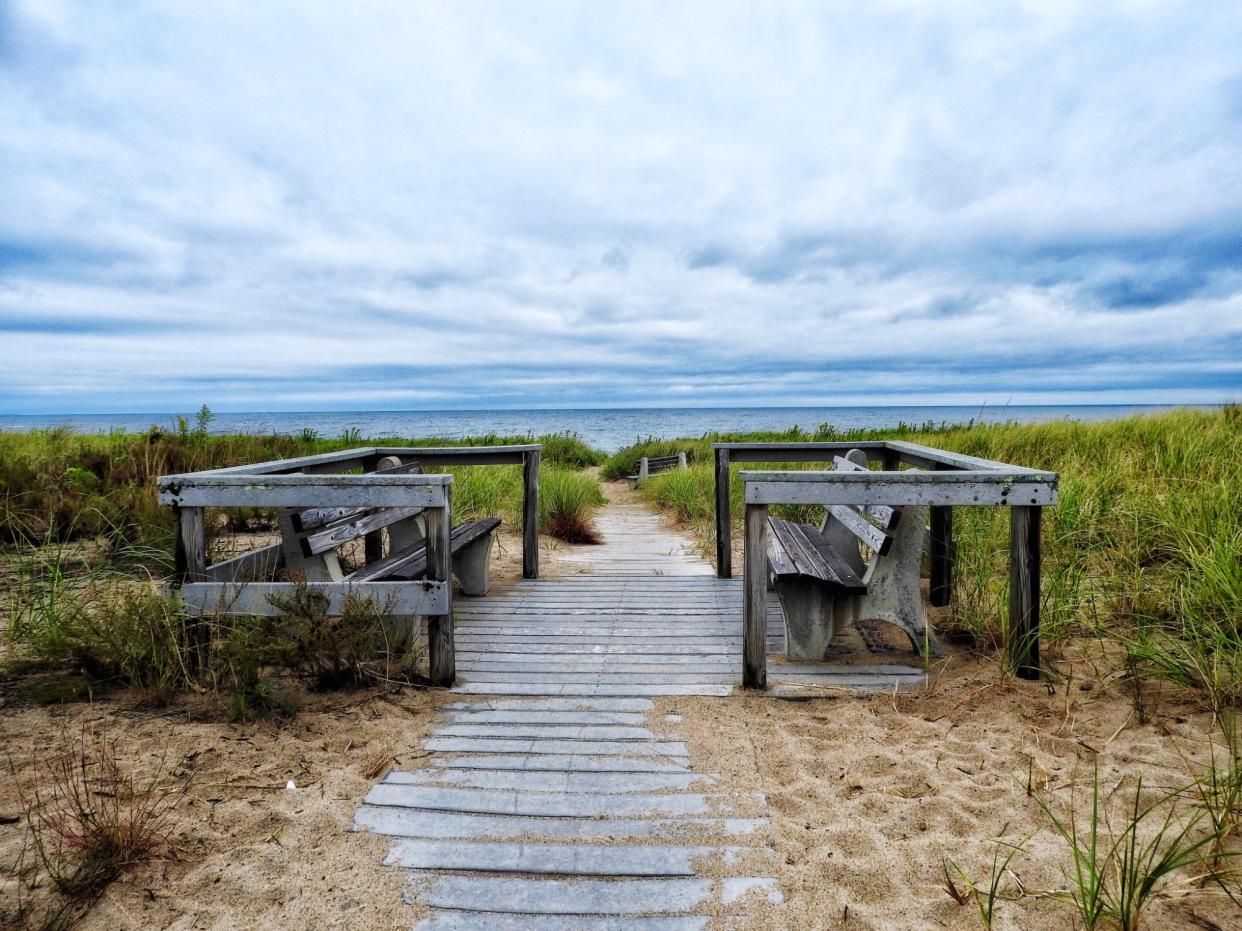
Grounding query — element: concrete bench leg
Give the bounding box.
[453,533,495,596]
[854,513,944,658]
[774,577,838,661]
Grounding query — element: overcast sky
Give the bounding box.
[2,1,1240,413]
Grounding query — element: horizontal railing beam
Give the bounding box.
[742,470,1057,507]
[178,580,450,616]
[158,473,451,508]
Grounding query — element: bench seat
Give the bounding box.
[628,453,687,489]
[276,457,501,596]
[765,449,943,661]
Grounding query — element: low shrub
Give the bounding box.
[9,729,182,928]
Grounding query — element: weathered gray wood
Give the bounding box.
[159,473,450,508]
[426,501,455,687]
[714,446,732,578]
[422,753,689,773]
[451,682,734,697]
[742,470,1057,507]
[434,723,657,740]
[406,875,781,916]
[372,445,540,466]
[422,736,688,756]
[365,784,729,817]
[177,580,449,616]
[346,518,500,583]
[185,446,374,477]
[386,768,709,792]
[442,698,653,712]
[1009,505,1041,680]
[174,505,207,584]
[354,806,763,840]
[930,504,954,607]
[713,441,888,463]
[884,439,1054,475]
[411,914,710,931]
[300,505,425,556]
[385,839,723,876]
[202,542,284,583]
[743,503,768,690]
[522,448,540,580]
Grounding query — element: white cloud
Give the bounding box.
[0,0,1239,412]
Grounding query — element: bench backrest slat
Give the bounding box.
[821,449,898,555]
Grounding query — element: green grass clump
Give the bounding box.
[539,468,607,543]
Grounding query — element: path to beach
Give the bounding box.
[351,485,922,928]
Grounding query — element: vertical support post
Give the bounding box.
[1009,506,1041,680]
[677,452,687,470]
[743,501,768,690]
[929,506,954,607]
[715,447,731,578]
[363,454,384,566]
[638,457,649,481]
[173,504,208,670]
[522,448,540,580]
[426,491,455,687]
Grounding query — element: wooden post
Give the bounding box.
[929,506,954,607]
[426,495,455,687]
[677,452,688,470]
[173,505,208,670]
[522,448,540,580]
[715,447,731,578]
[363,455,384,566]
[1009,506,1041,680]
[173,505,207,584]
[743,502,768,690]
[638,457,649,481]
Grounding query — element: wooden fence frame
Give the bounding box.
[173,444,541,579]
[157,444,542,688]
[714,441,1058,687]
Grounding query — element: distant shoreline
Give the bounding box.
[0,403,1219,454]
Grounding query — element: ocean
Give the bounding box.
[0,405,1202,453]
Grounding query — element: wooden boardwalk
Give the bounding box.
[355,498,924,927]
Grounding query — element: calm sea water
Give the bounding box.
[0,405,1199,453]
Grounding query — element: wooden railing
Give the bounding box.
[157,444,543,688]
[717,440,1058,685]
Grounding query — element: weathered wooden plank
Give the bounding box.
[411,914,708,931]
[1009,505,1041,680]
[202,542,284,583]
[178,580,448,616]
[883,439,1054,475]
[353,806,764,840]
[300,505,424,555]
[386,839,724,876]
[159,473,450,508]
[422,737,689,757]
[826,504,892,554]
[451,682,734,697]
[406,875,782,915]
[348,518,499,583]
[365,784,734,818]
[183,447,376,477]
[442,698,653,712]
[433,724,658,740]
[422,753,689,773]
[459,673,736,685]
[743,470,1058,506]
[385,768,712,792]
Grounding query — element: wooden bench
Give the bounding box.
[628,453,688,489]
[277,457,500,595]
[765,449,943,661]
